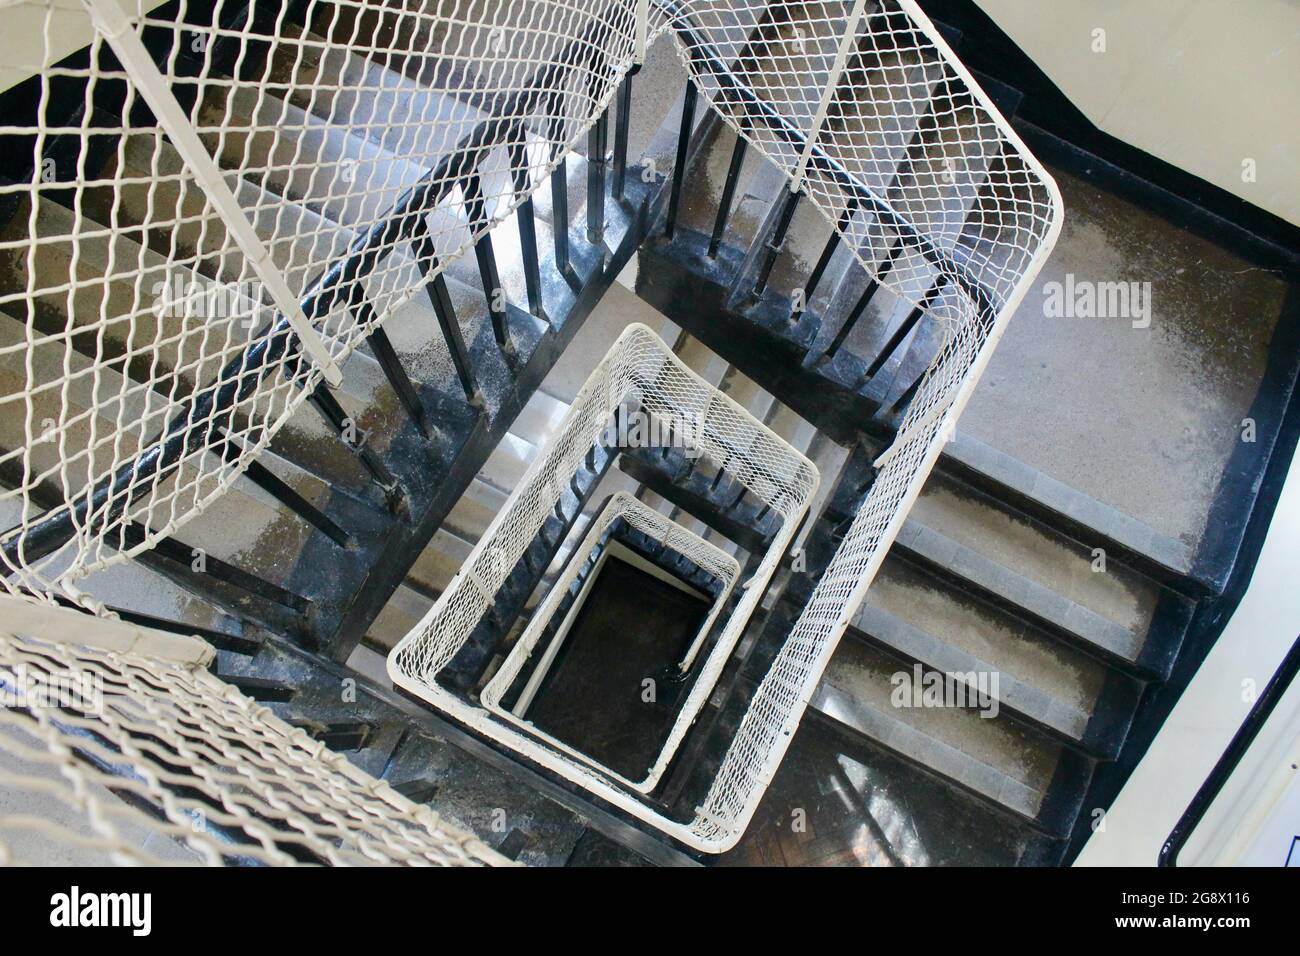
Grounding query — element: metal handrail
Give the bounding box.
[1159,634,1300,865]
[651,0,998,320]
[0,13,611,571]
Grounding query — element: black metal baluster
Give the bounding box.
[108,605,262,657]
[310,386,401,497]
[862,276,946,382]
[612,69,636,201]
[216,432,352,547]
[341,283,429,437]
[409,218,483,408]
[753,185,802,295]
[461,173,513,355]
[708,134,748,257]
[664,79,698,239]
[815,243,902,364]
[508,137,546,322]
[794,196,861,322]
[710,452,731,491]
[586,107,608,244]
[881,371,924,418]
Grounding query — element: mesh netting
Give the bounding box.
[0,0,641,604]
[388,323,819,849]
[0,595,507,865]
[480,490,742,793]
[654,0,1061,849]
[0,0,1060,852]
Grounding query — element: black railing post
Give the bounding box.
[586,107,609,244]
[753,185,802,295]
[409,219,483,408]
[794,196,860,322]
[612,69,636,201]
[121,523,311,613]
[216,433,352,548]
[310,386,402,501]
[509,138,547,322]
[862,275,946,381]
[461,173,513,355]
[814,243,901,365]
[664,79,698,239]
[708,134,748,257]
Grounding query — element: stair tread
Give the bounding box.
[942,429,1196,583]
[0,312,312,581]
[851,601,1096,748]
[859,554,1114,720]
[906,470,1167,636]
[811,681,1048,824]
[199,84,430,228]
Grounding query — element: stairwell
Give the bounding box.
[1,0,1295,866]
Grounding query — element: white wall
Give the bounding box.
[1076,441,1300,866]
[0,0,169,95]
[977,0,1300,226]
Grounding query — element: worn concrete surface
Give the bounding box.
[719,718,1046,866]
[960,166,1290,550]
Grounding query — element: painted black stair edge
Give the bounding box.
[892,517,1191,681]
[938,431,1203,596]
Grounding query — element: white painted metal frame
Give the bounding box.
[389,323,819,850]
[481,490,741,794]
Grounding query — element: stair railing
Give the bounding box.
[0,0,1061,853]
[0,0,641,603]
[0,594,509,866]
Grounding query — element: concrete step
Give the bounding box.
[406,526,474,600]
[0,494,254,653]
[364,581,433,651]
[811,636,1091,836]
[263,22,489,159]
[851,558,1142,757]
[82,130,354,299]
[443,478,508,543]
[0,312,315,593]
[198,84,431,228]
[899,469,1192,677]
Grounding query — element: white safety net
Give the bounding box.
[481,490,742,793]
[0,595,507,865]
[388,323,819,849]
[0,0,641,604]
[653,0,1061,849]
[0,0,1060,852]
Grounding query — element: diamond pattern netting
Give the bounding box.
[479,490,743,793]
[0,596,508,865]
[0,0,1059,852]
[0,0,640,604]
[388,323,821,850]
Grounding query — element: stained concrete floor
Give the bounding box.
[719,719,1047,867]
[960,166,1290,551]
